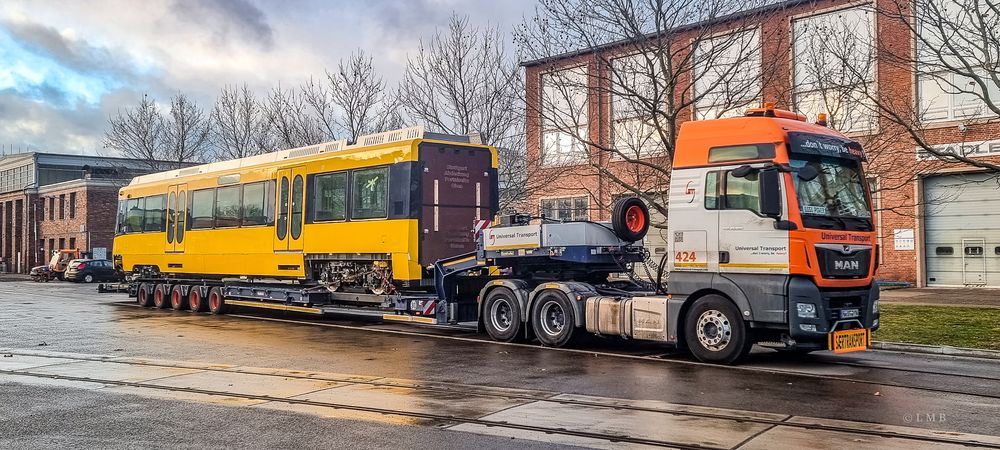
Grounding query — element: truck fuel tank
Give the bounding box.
[585,296,669,342]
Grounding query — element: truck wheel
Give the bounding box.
[208,287,227,315]
[188,287,207,313]
[684,295,752,364]
[611,197,650,242]
[153,285,170,309]
[170,285,187,310]
[531,291,576,347]
[137,283,153,307]
[483,288,522,342]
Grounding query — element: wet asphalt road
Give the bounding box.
[1,281,999,442]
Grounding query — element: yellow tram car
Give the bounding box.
[113,126,498,298]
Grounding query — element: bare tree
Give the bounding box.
[164,93,211,167]
[264,84,325,149]
[303,50,402,143]
[401,13,534,211]
[211,84,274,161]
[516,0,782,220]
[104,93,168,170]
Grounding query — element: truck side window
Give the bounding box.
[723,171,761,214]
[705,172,719,209]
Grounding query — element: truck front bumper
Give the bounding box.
[787,277,880,345]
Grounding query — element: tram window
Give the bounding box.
[215,185,241,228]
[125,197,144,233]
[116,200,127,235]
[291,175,304,239]
[351,167,388,219]
[241,182,267,226]
[314,172,347,221]
[166,192,175,243]
[177,191,186,242]
[277,177,289,239]
[144,195,166,232]
[191,188,215,229]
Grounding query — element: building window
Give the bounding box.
[69,192,76,219]
[59,238,65,250]
[59,194,65,220]
[351,168,388,219]
[540,67,589,166]
[916,0,999,122]
[540,196,589,221]
[792,6,876,133]
[610,53,664,157]
[48,239,55,255]
[49,197,54,220]
[69,237,76,249]
[693,27,762,120]
[314,172,348,222]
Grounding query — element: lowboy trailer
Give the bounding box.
[120,105,880,364]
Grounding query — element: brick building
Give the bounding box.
[522,0,1000,287]
[0,153,177,273]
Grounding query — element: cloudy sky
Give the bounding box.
[0,0,535,156]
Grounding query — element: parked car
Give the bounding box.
[29,264,54,282]
[64,259,119,283]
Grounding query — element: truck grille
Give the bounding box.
[815,244,871,279]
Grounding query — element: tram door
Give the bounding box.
[274,168,306,252]
[165,184,188,253]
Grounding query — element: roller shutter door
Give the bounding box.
[923,173,1000,287]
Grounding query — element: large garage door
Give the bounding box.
[923,173,1000,287]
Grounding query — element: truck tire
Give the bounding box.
[188,287,207,313]
[137,283,153,307]
[208,287,227,315]
[153,284,170,309]
[611,197,650,242]
[531,290,576,347]
[483,287,522,342]
[684,295,752,364]
[170,285,187,311]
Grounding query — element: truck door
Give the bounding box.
[716,170,789,274]
[165,184,188,253]
[668,169,717,273]
[273,167,306,252]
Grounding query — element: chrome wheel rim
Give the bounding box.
[489,298,514,332]
[539,300,565,336]
[696,309,732,351]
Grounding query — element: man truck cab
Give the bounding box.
[663,104,879,363]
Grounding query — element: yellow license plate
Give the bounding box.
[829,328,869,353]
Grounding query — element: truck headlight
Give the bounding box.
[800,324,817,332]
[796,303,817,319]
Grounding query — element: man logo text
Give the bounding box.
[835,260,860,271]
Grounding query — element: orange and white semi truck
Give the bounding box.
[119,106,878,364]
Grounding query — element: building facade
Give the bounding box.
[522,0,1000,287]
[0,153,174,273]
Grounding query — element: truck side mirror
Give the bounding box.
[731,165,753,178]
[759,169,782,218]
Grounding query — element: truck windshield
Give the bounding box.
[789,157,872,231]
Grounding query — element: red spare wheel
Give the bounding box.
[612,197,650,242]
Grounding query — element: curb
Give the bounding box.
[871,341,1000,360]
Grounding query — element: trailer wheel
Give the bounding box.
[153,285,170,309]
[208,287,227,315]
[483,288,522,342]
[531,291,576,347]
[188,287,207,313]
[684,295,752,364]
[170,285,187,311]
[137,283,153,307]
